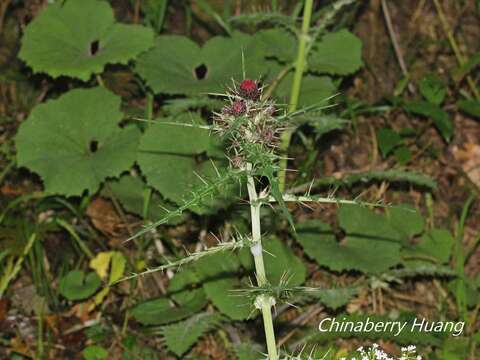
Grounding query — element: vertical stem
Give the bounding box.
[432,0,480,100]
[271,0,278,12]
[246,164,278,360]
[278,0,314,192]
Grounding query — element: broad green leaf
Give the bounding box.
[404,101,453,142]
[82,345,108,360]
[387,206,424,240]
[131,293,207,325]
[407,228,454,263]
[338,205,403,243]
[161,312,223,356]
[394,146,412,165]
[59,270,101,301]
[309,115,346,137]
[167,268,205,306]
[315,287,357,310]
[195,253,251,320]
[19,0,154,81]
[103,175,182,223]
[16,87,140,196]
[377,128,401,157]
[136,32,267,95]
[309,29,363,75]
[276,72,336,108]
[263,238,306,286]
[458,100,480,118]
[255,28,296,62]
[202,278,251,320]
[234,343,264,360]
[296,216,402,274]
[136,113,233,211]
[419,74,446,105]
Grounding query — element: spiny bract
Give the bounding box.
[214,79,284,169]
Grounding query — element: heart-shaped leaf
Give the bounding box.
[59,270,101,300]
[16,87,140,196]
[19,0,154,80]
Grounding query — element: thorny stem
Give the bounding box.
[278,0,314,192]
[246,163,278,360]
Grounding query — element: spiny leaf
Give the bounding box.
[292,169,437,190]
[262,164,295,231]
[15,87,140,196]
[125,168,242,242]
[19,0,154,80]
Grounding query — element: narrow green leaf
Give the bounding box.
[458,99,480,119]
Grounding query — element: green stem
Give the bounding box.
[278,0,314,192]
[271,0,278,12]
[246,164,278,360]
[432,0,480,100]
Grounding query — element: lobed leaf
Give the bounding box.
[16,87,140,196]
[19,0,154,80]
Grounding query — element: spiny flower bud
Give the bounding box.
[239,79,259,100]
[231,100,246,116]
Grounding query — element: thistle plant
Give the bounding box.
[124,78,386,359]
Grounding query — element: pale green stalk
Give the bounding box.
[278,0,314,192]
[246,163,278,360]
[0,234,36,297]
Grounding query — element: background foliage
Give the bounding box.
[0,0,480,359]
